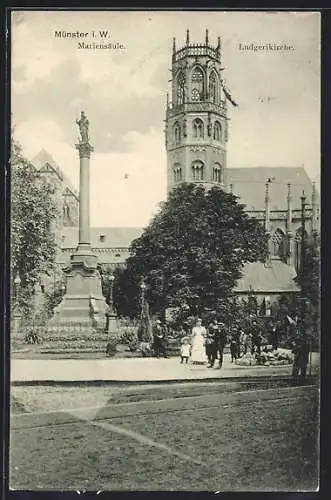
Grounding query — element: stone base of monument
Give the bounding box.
[44,246,114,353]
[51,247,108,327]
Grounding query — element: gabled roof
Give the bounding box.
[61,226,144,249]
[227,167,317,211]
[234,260,300,294]
[32,149,79,200]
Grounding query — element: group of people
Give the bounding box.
[24,329,41,344]
[181,318,227,368]
[151,314,312,378]
[180,317,270,368]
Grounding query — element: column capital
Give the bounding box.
[76,142,94,158]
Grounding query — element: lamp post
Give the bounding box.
[302,297,313,377]
[104,270,117,336]
[13,274,21,333]
[140,280,146,321]
[139,280,153,344]
[108,272,115,314]
[300,191,306,277]
[14,274,21,302]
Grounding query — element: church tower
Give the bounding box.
[165,30,229,193]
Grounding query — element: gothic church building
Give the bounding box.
[34,30,319,304]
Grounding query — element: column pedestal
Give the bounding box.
[48,245,107,334]
[107,313,119,336]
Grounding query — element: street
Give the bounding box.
[10,382,318,491]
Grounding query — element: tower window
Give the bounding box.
[176,72,185,105]
[192,161,204,181]
[173,164,182,182]
[209,71,218,104]
[191,67,204,101]
[213,163,223,183]
[99,234,106,242]
[192,118,204,139]
[213,121,222,141]
[173,122,181,145]
[191,88,200,102]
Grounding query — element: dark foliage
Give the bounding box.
[117,183,268,320]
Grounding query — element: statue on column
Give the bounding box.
[76,111,90,144]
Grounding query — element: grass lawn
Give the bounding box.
[10,385,318,491]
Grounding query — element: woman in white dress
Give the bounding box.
[190,318,208,364]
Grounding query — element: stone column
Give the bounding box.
[311,182,318,235]
[264,181,271,232]
[76,142,93,248]
[300,190,307,277]
[286,183,294,266]
[264,180,272,265]
[48,113,107,336]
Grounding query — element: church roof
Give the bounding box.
[227,167,316,212]
[234,260,300,294]
[32,149,79,200]
[61,226,144,249]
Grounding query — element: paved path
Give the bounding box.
[11,352,320,383]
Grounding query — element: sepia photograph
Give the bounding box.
[9,9,320,491]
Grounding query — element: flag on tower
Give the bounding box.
[221,80,239,107]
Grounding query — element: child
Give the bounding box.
[180,338,191,364]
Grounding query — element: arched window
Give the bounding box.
[191,161,204,181]
[173,122,181,145]
[192,118,204,139]
[213,121,222,141]
[213,163,223,183]
[191,67,204,101]
[209,71,218,103]
[191,88,200,102]
[272,229,286,261]
[176,72,185,105]
[173,163,182,182]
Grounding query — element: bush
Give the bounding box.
[119,328,138,345]
[141,341,154,357]
[128,337,140,352]
[119,328,140,353]
[106,337,118,357]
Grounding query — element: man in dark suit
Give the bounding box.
[206,322,217,368]
[152,320,168,358]
[291,318,310,381]
[250,319,263,355]
[211,321,228,369]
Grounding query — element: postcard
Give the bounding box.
[9,10,320,492]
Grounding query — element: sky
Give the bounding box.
[11,10,320,227]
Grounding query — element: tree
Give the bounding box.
[297,233,320,348]
[120,183,268,321]
[298,233,320,309]
[11,138,58,320]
